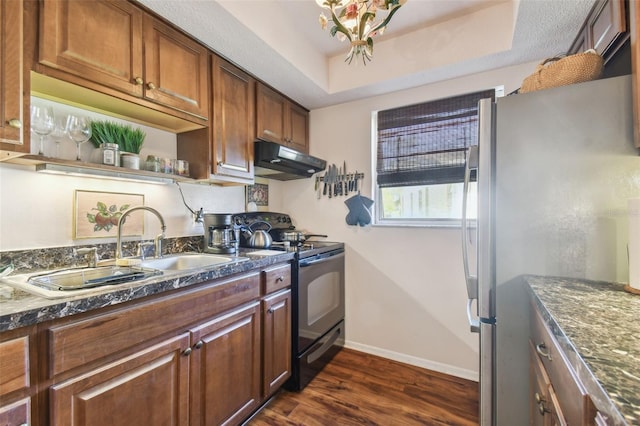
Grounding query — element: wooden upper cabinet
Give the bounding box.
[0,0,26,150]
[142,15,209,120]
[256,82,309,153]
[211,55,255,181]
[568,0,627,61]
[38,0,209,121]
[39,0,144,97]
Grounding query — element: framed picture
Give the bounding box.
[246,183,269,211]
[73,190,144,239]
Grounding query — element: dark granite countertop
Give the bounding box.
[0,250,295,332]
[526,276,640,425]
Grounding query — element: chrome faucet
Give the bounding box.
[116,206,166,261]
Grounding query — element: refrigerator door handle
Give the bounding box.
[466,299,480,333]
[462,145,479,300]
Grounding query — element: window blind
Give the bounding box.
[376,89,495,188]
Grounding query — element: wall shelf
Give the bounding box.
[0,154,199,184]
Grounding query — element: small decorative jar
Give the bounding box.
[145,155,160,172]
[102,143,120,166]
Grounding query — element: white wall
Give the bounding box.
[0,98,246,251]
[277,61,540,380]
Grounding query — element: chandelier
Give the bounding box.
[316,0,406,65]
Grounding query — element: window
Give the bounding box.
[373,88,497,226]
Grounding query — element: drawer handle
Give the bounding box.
[276,276,284,282]
[538,404,548,416]
[536,343,552,361]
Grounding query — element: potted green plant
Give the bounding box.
[118,126,146,169]
[89,120,146,169]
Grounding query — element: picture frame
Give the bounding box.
[246,183,269,211]
[73,190,144,239]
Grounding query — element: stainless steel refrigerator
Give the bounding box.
[461,75,639,425]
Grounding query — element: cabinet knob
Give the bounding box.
[534,392,544,404]
[134,76,144,85]
[276,276,284,282]
[7,118,22,129]
[182,347,192,356]
[538,404,548,416]
[147,82,156,90]
[536,342,552,360]
[267,307,275,314]
[194,340,204,350]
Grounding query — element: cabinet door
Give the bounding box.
[50,333,190,426]
[190,302,261,426]
[587,0,626,56]
[39,0,144,97]
[288,103,309,153]
[631,0,640,147]
[256,83,287,143]
[262,289,292,398]
[0,0,25,149]
[143,15,209,120]
[0,397,30,426]
[212,55,255,181]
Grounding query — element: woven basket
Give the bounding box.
[520,50,603,93]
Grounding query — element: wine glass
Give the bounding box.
[30,105,55,156]
[49,116,68,158]
[66,115,92,161]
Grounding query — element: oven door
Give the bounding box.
[297,250,345,354]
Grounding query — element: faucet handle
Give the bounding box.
[137,241,155,260]
[76,247,99,268]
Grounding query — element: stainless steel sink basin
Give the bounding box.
[27,266,162,291]
[138,253,248,271]
[1,265,163,299]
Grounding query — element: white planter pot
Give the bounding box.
[120,152,140,169]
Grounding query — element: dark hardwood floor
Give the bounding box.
[248,348,479,425]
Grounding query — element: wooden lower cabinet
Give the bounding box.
[530,302,596,425]
[50,333,191,425]
[31,263,292,426]
[262,289,292,397]
[189,302,261,426]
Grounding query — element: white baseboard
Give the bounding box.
[344,340,479,382]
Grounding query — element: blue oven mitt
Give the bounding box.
[344,193,374,226]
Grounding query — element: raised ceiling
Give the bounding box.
[137,0,595,109]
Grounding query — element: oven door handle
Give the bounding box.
[307,326,342,364]
[299,251,344,267]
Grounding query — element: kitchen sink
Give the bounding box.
[26,265,162,291]
[138,253,249,271]
[1,265,163,299]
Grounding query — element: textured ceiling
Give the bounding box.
[137,0,595,109]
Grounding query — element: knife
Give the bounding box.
[343,161,347,195]
[335,166,341,197]
[328,165,333,198]
[322,170,328,196]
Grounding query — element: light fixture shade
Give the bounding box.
[317,0,405,64]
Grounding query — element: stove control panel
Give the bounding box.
[232,212,293,230]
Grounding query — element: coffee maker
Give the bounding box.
[203,213,237,254]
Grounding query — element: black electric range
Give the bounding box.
[232,212,345,390]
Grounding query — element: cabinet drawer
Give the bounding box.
[530,307,596,424]
[530,341,565,425]
[262,264,291,295]
[48,272,260,377]
[0,336,29,397]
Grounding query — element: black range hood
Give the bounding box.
[254,140,327,180]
